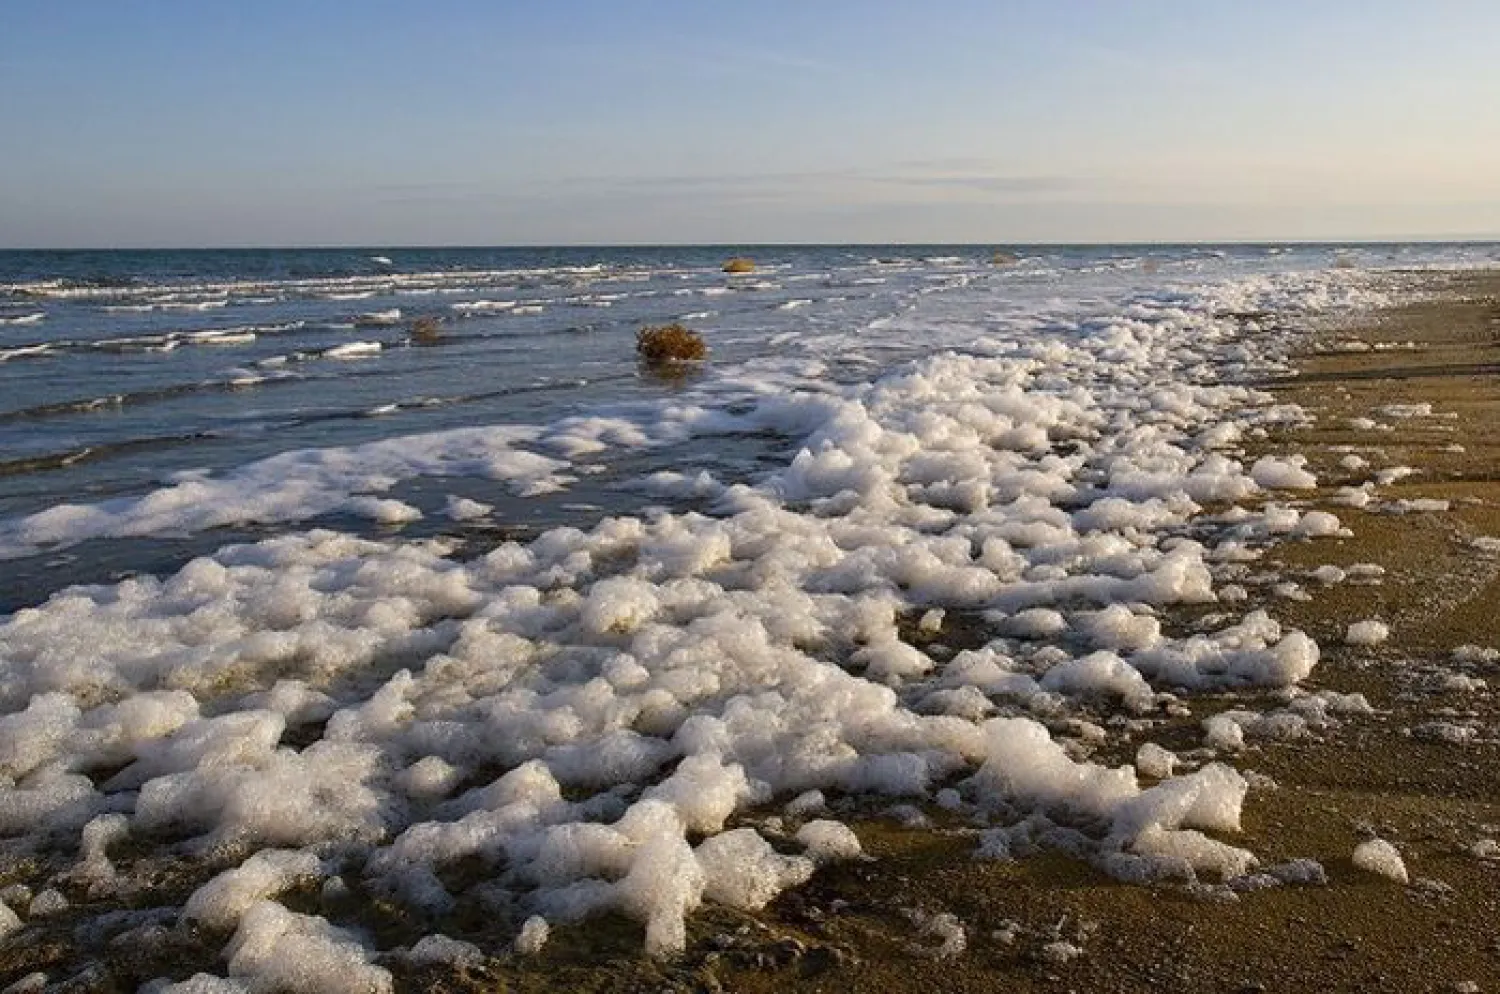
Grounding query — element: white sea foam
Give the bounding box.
[0,426,569,557]
[1250,455,1317,490]
[323,341,382,360]
[355,308,401,326]
[1351,838,1408,883]
[443,496,493,521]
[0,344,53,362]
[188,330,257,346]
[450,299,517,314]
[0,259,1415,982]
[1345,619,1390,646]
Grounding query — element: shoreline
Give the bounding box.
[495,271,1500,994]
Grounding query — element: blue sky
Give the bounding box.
[2,0,1497,246]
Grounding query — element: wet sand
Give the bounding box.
[7,271,1500,993]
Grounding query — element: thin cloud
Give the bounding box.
[866,172,1075,195]
[360,161,1084,214]
[548,166,1079,201]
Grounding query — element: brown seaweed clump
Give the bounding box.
[410,317,443,344]
[722,257,757,274]
[636,323,708,364]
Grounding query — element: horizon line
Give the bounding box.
[4,236,1500,253]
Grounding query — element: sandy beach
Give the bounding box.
[446,270,1500,994]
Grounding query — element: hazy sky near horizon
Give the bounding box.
[2,0,1498,247]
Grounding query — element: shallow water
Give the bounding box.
[2,241,1491,608]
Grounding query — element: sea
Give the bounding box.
[1,241,1491,612]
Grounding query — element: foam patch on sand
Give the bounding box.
[0,266,1395,985]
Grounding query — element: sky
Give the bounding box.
[2,0,1498,247]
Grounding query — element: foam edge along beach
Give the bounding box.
[690,269,1500,993]
[2,260,1499,992]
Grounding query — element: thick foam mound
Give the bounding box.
[1345,619,1391,646]
[225,902,392,993]
[183,850,324,931]
[1351,838,1408,883]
